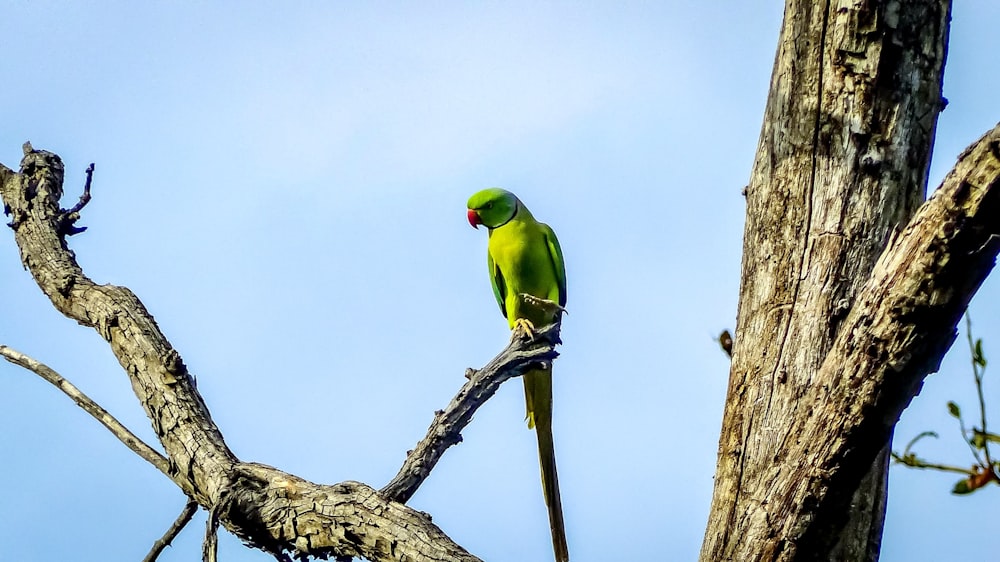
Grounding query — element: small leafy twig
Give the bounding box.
[890,431,970,475]
[949,400,985,466]
[891,314,999,494]
[890,454,976,476]
[967,314,991,466]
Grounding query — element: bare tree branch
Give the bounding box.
[0,344,170,477]
[203,506,220,562]
[381,324,560,503]
[58,161,94,236]
[0,145,484,561]
[66,162,94,215]
[143,500,199,562]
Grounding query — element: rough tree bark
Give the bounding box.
[1,145,560,560]
[702,1,1000,561]
[2,3,999,561]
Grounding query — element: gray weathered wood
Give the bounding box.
[2,144,563,561]
[381,324,559,503]
[701,1,999,553]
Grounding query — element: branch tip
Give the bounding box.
[143,500,199,562]
[58,162,95,236]
[0,344,171,477]
[381,319,562,503]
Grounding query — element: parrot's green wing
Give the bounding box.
[541,223,567,307]
[488,250,508,318]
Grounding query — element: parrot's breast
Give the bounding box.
[488,220,560,325]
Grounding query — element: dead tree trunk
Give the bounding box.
[2,3,998,561]
[701,1,1000,561]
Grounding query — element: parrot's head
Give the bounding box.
[466,188,518,229]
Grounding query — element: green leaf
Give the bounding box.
[948,401,962,418]
[974,338,987,368]
[972,431,987,450]
[952,478,973,495]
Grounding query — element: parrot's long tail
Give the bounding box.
[536,412,569,562]
[525,368,569,562]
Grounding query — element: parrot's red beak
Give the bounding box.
[467,209,482,229]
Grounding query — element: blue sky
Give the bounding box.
[1,3,998,561]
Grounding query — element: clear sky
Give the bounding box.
[1,2,998,561]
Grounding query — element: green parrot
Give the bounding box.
[467,188,568,562]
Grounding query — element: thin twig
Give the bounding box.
[956,404,985,466]
[0,344,170,477]
[143,500,199,562]
[971,233,1000,255]
[380,322,561,503]
[890,431,975,476]
[67,163,94,215]
[966,314,992,466]
[890,452,977,475]
[58,162,94,236]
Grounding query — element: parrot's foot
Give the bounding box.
[519,293,568,315]
[512,318,536,341]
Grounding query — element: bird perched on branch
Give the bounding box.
[467,187,569,562]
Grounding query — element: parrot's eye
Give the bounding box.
[485,202,493,209]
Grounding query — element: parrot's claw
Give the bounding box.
[519,293,568,315]
[512,318,537,341]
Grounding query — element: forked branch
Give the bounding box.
[728,123,1000,558]
[382,323,560,503]
[0,146,481,561]
[1,143,567,561]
